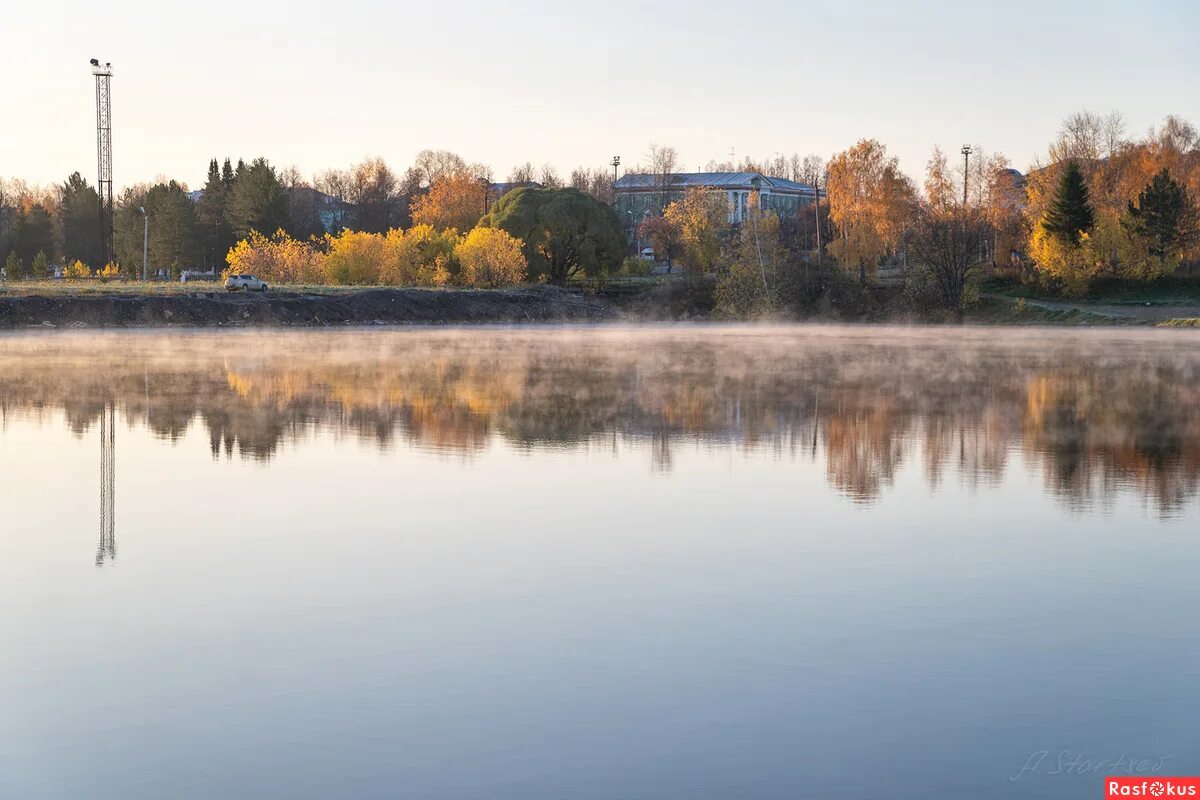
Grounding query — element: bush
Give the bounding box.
[618,257,653,278]
[455,228,527,288]
[63,260,90,279]
[226,229,324,284]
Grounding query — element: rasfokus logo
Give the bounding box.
[1107,777,1200,797]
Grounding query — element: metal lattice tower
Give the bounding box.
[91,60,114,267]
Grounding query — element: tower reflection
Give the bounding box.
[96,403,115,567]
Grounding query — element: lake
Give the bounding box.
[2,325,1198,799]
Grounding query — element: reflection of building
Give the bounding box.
[97,404,116,567]
[614,172,822,237]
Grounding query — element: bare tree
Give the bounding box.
[908,203,991,314]
[508,162,536,184]
[647,143,679,212]
[413,150,468,188]
[538,164,562,188]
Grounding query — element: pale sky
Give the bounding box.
[2,0,1197,192]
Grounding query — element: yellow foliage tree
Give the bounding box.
[410,172,486,233]
[98,262,121,280]
[1027,225,1101,296]
[226,230,325,284]
[63,260,91,279]
[826,139,915,284]
[324,229,388,285]
[663,189,729,275]
[396,224,460,286]
[455,227,527,287]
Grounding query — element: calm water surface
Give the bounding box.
[2,325,1199,799]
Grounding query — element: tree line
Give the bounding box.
[0,150,620,280]
[3,113,1198,312]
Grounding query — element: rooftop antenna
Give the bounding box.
[91,59,114,268]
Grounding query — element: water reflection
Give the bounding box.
[1,326,1199,514]
[97,403,116,566]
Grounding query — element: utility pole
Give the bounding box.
[91,59,114,268]
[961,144,973,207]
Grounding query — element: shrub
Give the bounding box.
[455,228,527,287]
[63,260,91,279]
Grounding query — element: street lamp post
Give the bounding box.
[138,207,148,281]
[961,144,973,207]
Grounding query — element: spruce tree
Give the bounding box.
[221,157,235,187]
[226,157,290,239]
[4,251,22,280]
[198,159,234,269]
[1124,168,1198,260]
[1042,160,1095,245]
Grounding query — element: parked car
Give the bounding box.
[225,274,269,292]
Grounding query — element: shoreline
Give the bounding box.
[0,284,1197,329]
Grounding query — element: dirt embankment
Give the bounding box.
[0,287,615,329]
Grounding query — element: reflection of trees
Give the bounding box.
[1,329,1199,513]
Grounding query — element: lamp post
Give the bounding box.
[961,144,973,207]
[138,206,148,281]
[610,155,621,188]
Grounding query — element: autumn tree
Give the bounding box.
[715,201,787,317]
[410,171,487,233]
[381,225,459,286]
[323,229,389,285]
[664,189,729,275]
[481,187,624,284]
[638,214,683,269]
[226,229,324,284]
[455,227,527,287]
[825,139,915,284]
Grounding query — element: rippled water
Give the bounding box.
[2,325,1198,799]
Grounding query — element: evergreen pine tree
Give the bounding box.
[4,250,22,280]
[1042,160,1095,245]
[198,159,234,269]
[226,157,290,239]
[221,157,235,187]
[31,250,49,279]
[1124,168,1198,260]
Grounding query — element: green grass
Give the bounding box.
[981,274,1200,305]
[967,296,1139,326]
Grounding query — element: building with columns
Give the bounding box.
[613,171,821,239]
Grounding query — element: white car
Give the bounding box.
[225,274,269,292]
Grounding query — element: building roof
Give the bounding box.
[615,171,818,195]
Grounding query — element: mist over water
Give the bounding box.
[2,325,1198,799]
